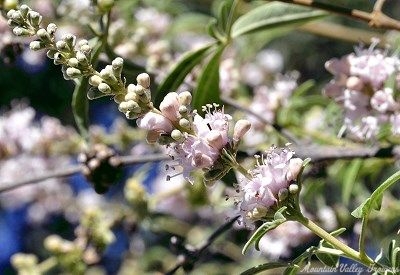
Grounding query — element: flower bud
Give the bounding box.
[89,75,103,87]
[97,0,115,12]
[178,91,192,105]
[136,73,150,89]
[124,92,138,102]
[56,40,68,51]
[127,84,136,94]
[67,57,79,67]
[62,33,76,48]
[46,23,57,35]
[160,92,180,122]
[29,41,44,51]
[4,0,18,10]
[44,235,62,252]
[80,44,91,54]
[19,5,30,17]
[100,66,116,82]
[289,184,299,194]
[78,39,89,47]
[179,118,190,128]
[125,100,140,112]
[346,76,363,91]
[112,57,124,69]
[6,10,16,19]
[27,11,42,27]
[171,129,184,141]
[98,83,112,94]
[178,105,188,115]
[133,85,145,95]
[76,51,87,63]
[66,67,82,78]
[13,27,30,36]
[37,28,50,41]
[11,10,23,22]
[233,119,251,141]
[286,158,303,182]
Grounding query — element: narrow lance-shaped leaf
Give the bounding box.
[72,77,89,140]
[240,262,290,275]
[193,45,225,112]
[155,43,215,107]
[231,2,327,38]
[352,170,400,218]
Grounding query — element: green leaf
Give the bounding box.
[72,77,89,140]
[292,79,315,98]
[352,170,400,218]
[155,43,215,107]
[315,251,339,268]
[192,44,225,112]
[242,208,287,254]
[342,159,363,206]
[231,2,327,38]
[240,262,289,275]
[283,265,300,275]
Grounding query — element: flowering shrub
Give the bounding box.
[2,0,400,274]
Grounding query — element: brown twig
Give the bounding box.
[275,0,400,31]
[0,154,170,193]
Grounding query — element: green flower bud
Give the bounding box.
[97,0,114,12]
[27,11,42,27]
[136,73,150,89]
[98,83,112,93]
[66,67,82,78]
[89,75,103,87]
[4,0,18,10]
[19,5,30,17]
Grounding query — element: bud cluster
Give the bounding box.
[44,235,86,274]
[11,253,40,275]
[78,144,122,194]
[113,72,153,119]
[77,208,115,252]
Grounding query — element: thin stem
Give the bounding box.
[373,0,386,12]
[0,154,169,193]
[359,216,369,261]
[275,0,400,31]
[38,256,58,273]
[293,214,375,268]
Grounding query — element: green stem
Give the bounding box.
[293,214,375,268]
[359,215,369,261]
[38,256,58,273]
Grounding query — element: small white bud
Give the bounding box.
[62,34,76,47]
[36,28,50,40]
[6,10,16,20]
[76,51,87,63]
[13,27,30,36]
[56,40,68,51]
[67,58,79,67]
[89,75,103,87]
[98,83,112,93]
[118,101,129,112]
[112,57,124,69]
[80,44,91,54]
[100,66,115,81]
[66,67,82,78]
[136,73,150,89]
[133,85,145,95]
[233,119,251,141]
[78,39,89,47]
[19,5,30,17]
[127,84,136,94]
[171,129,184,141]
[46,23,57,35]
[29,41,43,51]
[179,118,190,128]
[178,91,192,105]
[124,92,138,102]
[289,184,299,194]
[27,11,42,26]
[125,100,140,112]
[178,105,188,115]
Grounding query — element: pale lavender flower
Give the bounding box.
[238,146,302,227]
[324,41,400,140]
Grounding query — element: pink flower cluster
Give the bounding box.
[137,92,251,183]
[324,41,400,140]
[239,146,302,227]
